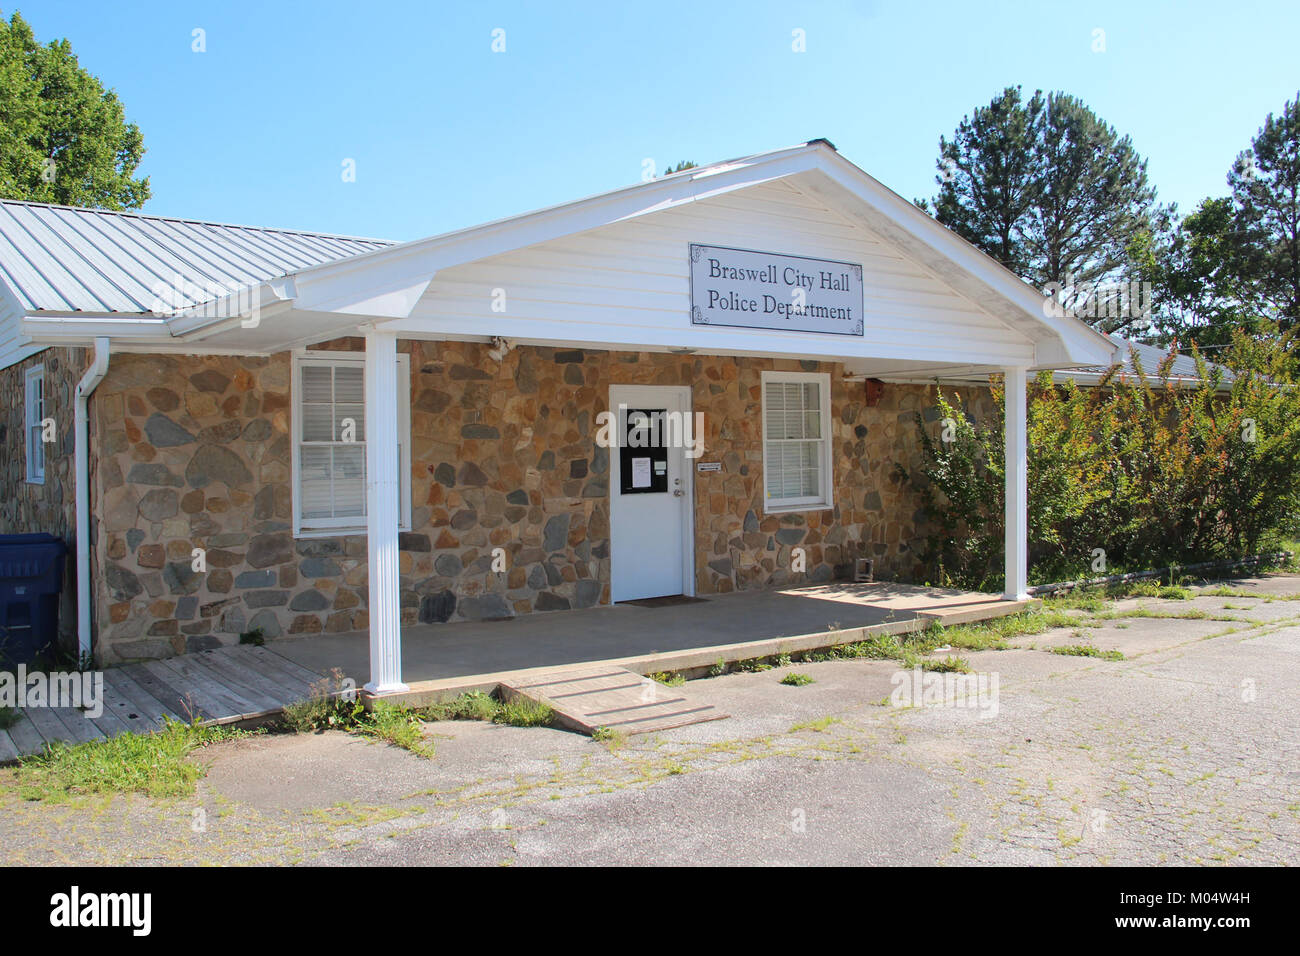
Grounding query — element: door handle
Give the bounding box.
[673,490,684,497]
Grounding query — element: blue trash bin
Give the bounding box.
[0,533,68,666]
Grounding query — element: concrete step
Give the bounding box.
[500,666,728,736]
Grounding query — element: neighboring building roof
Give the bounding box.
[0,198,392,314]
[1054,335,1235,389]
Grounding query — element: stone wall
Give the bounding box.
[0,346,90,654]
[89,341,953,664]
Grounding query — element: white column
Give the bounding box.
[1003,366,1029,601]
[363,327,407,693]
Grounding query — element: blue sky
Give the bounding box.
[14,0,1300,241]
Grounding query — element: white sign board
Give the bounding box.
[689,244,864,336]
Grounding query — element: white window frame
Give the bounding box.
[291,350,411,538]
[760,369,833,513]
[25,364,46,485]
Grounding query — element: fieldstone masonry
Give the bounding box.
[0,346,89,654]
[77,341,953,664]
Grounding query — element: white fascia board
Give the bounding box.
[288,148,817,317]
[378,313,1033,368]
[164,277,298,337]
[804,150,1118,368]
[22,313,172,342]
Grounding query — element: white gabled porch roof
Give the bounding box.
[18,140,1118,377]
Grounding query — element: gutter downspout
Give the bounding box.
[75,337,110,666]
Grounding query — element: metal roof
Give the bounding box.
[1102,335,1233,383]
[0,199,393,314]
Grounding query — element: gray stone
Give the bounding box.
[289,589,329,612]
[573,579,602,608]
[247,533,293,568]
[300,557,342,578]
[125,528,145,552]
[295,538,343,556]
[235,570,276,588]
[526,564,548,591]
[450,510,477,531]
[144,413,196,448]
[127,463,183,487]
[138,488,179,521]
[459,593,512,620]
[434,553,463,577]
[175,596,198,620]
[864,491,883,511]
[198,420,242,444]
[241,419,272,442]
[554,350,584,364]
[506,489,529,506]
[248,609,282,638]
[217,605,246,634]
[163,561,202,595]
[187,635,223,652]
[535,591,570,611]
[418,590,456,624]
[461,424,499,439]
[398,532,430,552]
[434,463,456,487]
[743,510,759,533]
[776,528,805,546]
[245,590,290,608]
[104,563,142,600]
[543,514,571,552]
[186,444,253,489]
[708,558,734,576]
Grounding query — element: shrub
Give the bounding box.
[904,333,1300,590]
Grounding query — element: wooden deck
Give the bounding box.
[0,644,326,762]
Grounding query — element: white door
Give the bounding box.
[609,385,694,602]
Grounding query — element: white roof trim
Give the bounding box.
[12,141,1119,369]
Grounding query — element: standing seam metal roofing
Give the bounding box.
[0,199,393,314]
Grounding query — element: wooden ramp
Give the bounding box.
[501,666,728,736]
[0,644,326,761]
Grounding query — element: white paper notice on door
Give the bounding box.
[631,457,652,488]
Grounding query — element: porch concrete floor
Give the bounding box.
[272,582,1033,699]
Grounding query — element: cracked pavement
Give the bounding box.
[2,574,1298,866]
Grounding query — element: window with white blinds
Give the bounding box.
[761,370,831,510]
[292,352,411,536]
[25,365,45,484]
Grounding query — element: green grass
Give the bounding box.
[14,718,245,802]
[423,690,500,722]
[915,655,971,673]
[780,672,815,686]
[1051,645,1125,661]
[494,697,555,728]
[361,702,436,758]
[646,671,686,687]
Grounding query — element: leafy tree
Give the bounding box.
[1230,93,1300,330]
[661,160,697,176]
[1141,197,1269,348]
[0,10,149,209]
[930,87,1170,335]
